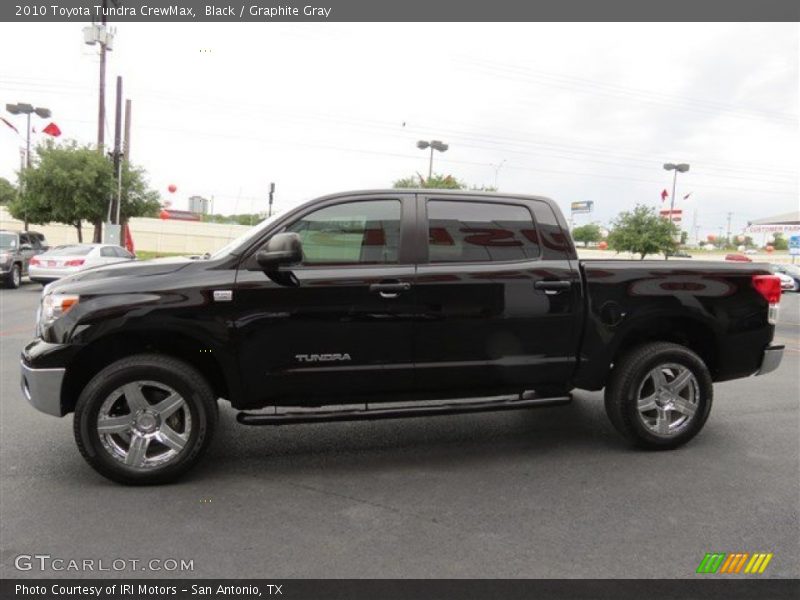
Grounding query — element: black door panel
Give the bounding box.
[233,194,417,407]
[413,195,579,394]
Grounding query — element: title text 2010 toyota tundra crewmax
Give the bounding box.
[20,190,785,484]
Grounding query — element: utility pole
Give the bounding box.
[123,99,131,161]
[493,159,506,189]
[691,209,698,246]
[84,2,115,241]
[97,0,107,152]
[113,76,123,226]
[268,182,275,217]
[104,76,122,244]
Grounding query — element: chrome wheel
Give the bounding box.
[12,265,20,287]
[96,381,192,469]
[635,363,699,437]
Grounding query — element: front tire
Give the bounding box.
[5,264,21,288]
[604,342,713,450]
[74,354,218,484]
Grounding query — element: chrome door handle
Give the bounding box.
[534,280,572,295]
[369,282,411,298]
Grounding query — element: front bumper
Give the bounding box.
[20,360,65,417]
[756,345,784,376]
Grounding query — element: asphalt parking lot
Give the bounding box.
[1,279,798,579]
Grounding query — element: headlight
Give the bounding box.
[39,293,80,331]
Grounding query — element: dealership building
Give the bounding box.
[746,211,800,235]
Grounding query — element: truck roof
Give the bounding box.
[311,188,561,210]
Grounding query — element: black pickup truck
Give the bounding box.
[20,190,785,484]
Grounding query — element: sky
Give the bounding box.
[1,22,798,240]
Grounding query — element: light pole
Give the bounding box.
[6,103,51,168]
[663,162,689,220]
[417,140,448,180]
[663,163,689,259]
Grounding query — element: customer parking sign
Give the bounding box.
[789,235,800,256]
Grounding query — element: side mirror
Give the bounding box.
[256,232,303,271]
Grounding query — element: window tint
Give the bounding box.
[100,247,116,257]
[286,200,402,265]
[427,200,540,263]
[114,247,134,258]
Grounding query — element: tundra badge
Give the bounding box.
[295,353,352,363]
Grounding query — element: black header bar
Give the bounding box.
[2,0,800,22]
[3,579,800,600]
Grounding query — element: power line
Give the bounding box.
[456,57,799,125]
[4,74,798,181]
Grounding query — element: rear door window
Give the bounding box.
[426,200,540,263]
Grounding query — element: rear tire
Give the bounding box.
[604,342,712,450]
[74,354,218,485]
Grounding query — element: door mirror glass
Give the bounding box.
[256,232,303,270]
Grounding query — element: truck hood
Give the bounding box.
[46,256,197,294]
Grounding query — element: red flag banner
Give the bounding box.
[124,223,135,254]
[42,122,61,137]
[1,117,19,134]
[661,189,669,202]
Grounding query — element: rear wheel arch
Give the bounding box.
[611,316,718,375]
[61,330,234,414]
[578,315,720,390]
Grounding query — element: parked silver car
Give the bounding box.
[29,243,135,285]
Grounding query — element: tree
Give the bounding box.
[0,177,16,205]
[118,163,162,222]
[572,223,602,245]
[607,204,679,259]
[772,233,789,250]
[394,173,466,189]
[9,141,160,242]
[393,172,497,191]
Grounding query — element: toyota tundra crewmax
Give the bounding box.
[20,190,785,484]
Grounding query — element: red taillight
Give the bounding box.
[64,259,85,267]
[30,257,40,266]
[752,275,782,304]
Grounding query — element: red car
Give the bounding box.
[725,253,752,262]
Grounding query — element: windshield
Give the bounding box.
[0,233,18,249]
[209,213,284,259]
